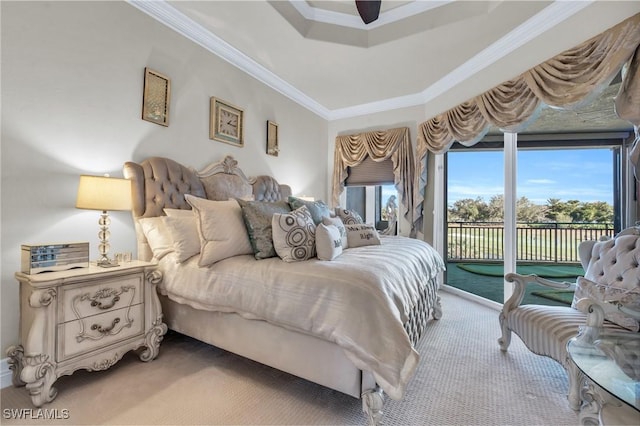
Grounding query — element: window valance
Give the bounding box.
[332,127,419,236]
[416,13,640,168]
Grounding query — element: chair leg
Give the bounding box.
[498,312,512,351]
[566,359,583,411]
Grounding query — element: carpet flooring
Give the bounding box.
[1,291,578,425]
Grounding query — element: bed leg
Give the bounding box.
[362,387,384,426]
[432,295,443,320]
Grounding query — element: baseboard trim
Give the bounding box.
[441,285,502,312]
[1,357,13,389]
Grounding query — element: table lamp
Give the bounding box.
[75,175,132,267]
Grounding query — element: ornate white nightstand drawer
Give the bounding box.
[57,303,145,361]
[59,275,143,323]
[8,261,166,407]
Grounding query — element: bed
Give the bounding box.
[123,155,445,424]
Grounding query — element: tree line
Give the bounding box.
[448,196,613,223]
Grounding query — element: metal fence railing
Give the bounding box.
[447,222,615,263]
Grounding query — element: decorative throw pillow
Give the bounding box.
[272,206,316,262]
[288,196,331,225]
[572,276,640,332]
[138,217,174,260]
[185,195,253,267]
[237,199,291,259]
[345,223,381,248]
[335,207,364,225]
[316,223,343,261]
[322,216,348,249]
[164,215,201,263]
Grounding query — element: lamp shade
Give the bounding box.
[76,175,132,211]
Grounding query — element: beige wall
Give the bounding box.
[1,1,328,354]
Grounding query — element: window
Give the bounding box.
[379,184,398,229]
[444,134,629,305]
[345,184,398,232]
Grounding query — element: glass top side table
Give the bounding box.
[567,328,640,425]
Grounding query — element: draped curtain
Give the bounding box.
[416,13,640,175]
[332,127,419,236]
[617,44,640,176]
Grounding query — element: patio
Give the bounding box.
[444,222,612,306]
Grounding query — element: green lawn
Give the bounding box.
[444,261,580,306]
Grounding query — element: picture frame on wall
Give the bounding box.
[142,68,171,127]
[266,120,279,156]
[210,97,244,147]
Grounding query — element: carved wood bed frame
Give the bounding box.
[123,155,440,424]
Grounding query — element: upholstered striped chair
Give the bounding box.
[498,226,640,410]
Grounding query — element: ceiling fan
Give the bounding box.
[355,0,381,24]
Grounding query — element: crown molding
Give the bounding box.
[328,0,592,120]
[416,0,593,105]
[127,0,590,122]
[127,0,331,119]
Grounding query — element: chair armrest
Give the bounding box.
[574,298,640,343]
[573,297,613,343]
[574,297,606,327]
[576,297,640,321]
[502,273,574,315]
[615,303,640,320]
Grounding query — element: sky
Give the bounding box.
[447,148,614,206]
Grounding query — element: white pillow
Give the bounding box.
[272,206,316,262]
[316,223,343,261]
[345,223,381,248]
[185,195,253,267]
[322,216,348,249]
[164,208,194,217]
[164,215,200,263]
[138,217,174,260]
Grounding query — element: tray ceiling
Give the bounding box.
[129,1,639,131]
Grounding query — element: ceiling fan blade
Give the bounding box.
[355,0,381,24]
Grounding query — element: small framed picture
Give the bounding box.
[210,97,244,147]
[142,68,170,127]
[266,120,279,156]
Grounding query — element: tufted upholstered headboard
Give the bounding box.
[581,226,640,287]
[123,155,291,260]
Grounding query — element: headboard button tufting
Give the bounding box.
[125,156,291,260]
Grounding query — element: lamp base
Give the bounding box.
[96,260,120,268]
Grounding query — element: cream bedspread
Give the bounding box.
[157,235,445,399]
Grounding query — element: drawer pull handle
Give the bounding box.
[73,285,136,342]
[91,318,120,334]
[91,296,120,310]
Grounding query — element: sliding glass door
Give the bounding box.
[444,134,627,305]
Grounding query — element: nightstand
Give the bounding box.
[6,260,167,407]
